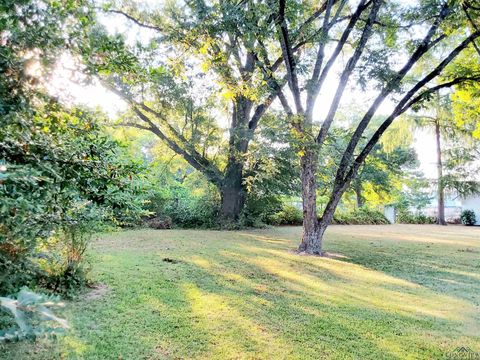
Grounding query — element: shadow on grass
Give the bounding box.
[125,240,474,359]
[3,228,478,359]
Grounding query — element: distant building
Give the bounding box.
[461,194,480,225]
[418,190,462,223]
[384,188,480,224]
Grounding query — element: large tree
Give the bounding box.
[271,0,480,253]
[81,1,323,222]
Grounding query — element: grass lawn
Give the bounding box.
[2,225,479,359]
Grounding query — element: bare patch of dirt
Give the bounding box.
[84,283,110,301]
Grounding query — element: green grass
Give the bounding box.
[2,225,480,359]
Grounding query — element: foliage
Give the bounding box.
[241,114,299,227]
[166,189,220,229]
[397,211,436,225]
[269,204,303,226]
[450,48,480,140]
[240,195,283,228]
[0,288,67,343]
[1,103,149,295]
[349,145,418,208]
[0,0,73,294]
[394,172,433,212]
[461,210,476,226]
[332,208,390,225]
[146,183,220,229]
[37,204,105,297]
[1,0,150,295]
[318,121,418,211]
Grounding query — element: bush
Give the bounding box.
[36,204,106,297]
[461,210,476,226]
[150,186,220,228]
[1,107,149,295]
[397,210,436,224]
[38,228,93,298]
[241,195,283,228]
[269,204,303,226]
[332,208,390,225]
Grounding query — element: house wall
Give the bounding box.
[462,195,480,225]
[420,206,462,223]
[384,206,396,224]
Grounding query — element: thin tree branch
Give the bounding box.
[102,8,163,32]
[309,0,372,109]
[305,0,336,119]
[462,3,480,58]
[116,122,152,131]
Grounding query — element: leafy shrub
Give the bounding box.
[0,288,68,342]
[332,208,390,225]
[39,228,92,297]
[0,0,150,295]
[1,107,148,295]
[397,210,436,224]
[146,184,220,228]
[269,204,303,226]
[461,210,476,226]
[241,195,283,227]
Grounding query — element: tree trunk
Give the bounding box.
[315,178,352,253]
[435,120,446,225]
[220,160,245,222]
[219,96,251,223]
[354,179,364,208]
[298,149,322,255]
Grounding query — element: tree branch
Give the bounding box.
[315,0,380,142]
[345,76,480,191]
[103,81,223,185]
[333,2,452,180]
[131,106,223,186]
[102,8,163,32]
[462,3,480,58]
[338,36,480,204]
[276,0,304,114]
[116,122,152,131]
[308,0,372,111]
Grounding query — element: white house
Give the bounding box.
[461,194,480,225]
[384,190,480,225]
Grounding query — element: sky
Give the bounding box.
[47,3,442,180]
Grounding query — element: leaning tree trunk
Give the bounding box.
[298,149,322,255]
[315,177,352,253]
[435,120,446,225]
